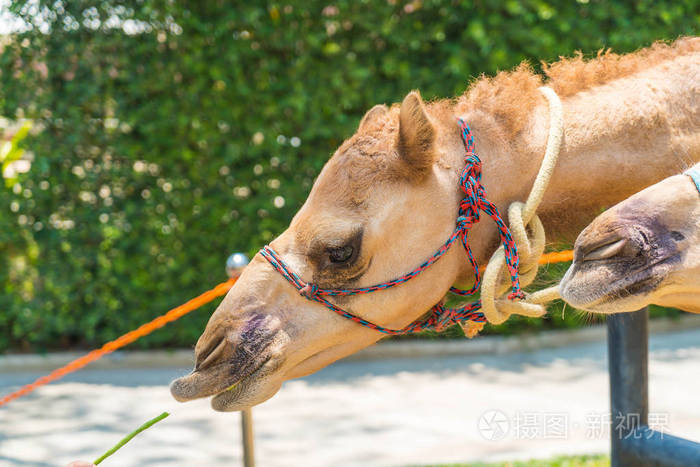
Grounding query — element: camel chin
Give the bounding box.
[210,369,284,412]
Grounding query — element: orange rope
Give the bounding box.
[0,278,236,408]
[538,249,574,264]
[0,248,576,408]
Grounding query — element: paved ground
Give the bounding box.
[2,326,700,467]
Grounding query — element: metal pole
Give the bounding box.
[226,253,255,467]
[607,308,648,466]
[241,408,255,467]
[607,308,700,467]
[622,426,700,466]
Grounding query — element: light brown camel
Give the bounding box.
[560,163,700,313]
[171,38,700,411]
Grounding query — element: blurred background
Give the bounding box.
[1,0,698,354]
[1,2,700,466]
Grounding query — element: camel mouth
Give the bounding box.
[220,356,273,394]
[169,328,290,409]
[587,273,662,311]
[210,355,285,411]
[561,253,678,313]
[170,350,286,411]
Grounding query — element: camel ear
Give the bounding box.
[359,104,388,130]
[398,90,436,174]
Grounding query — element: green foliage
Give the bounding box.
[0,1,697,352]
[1,121,31,188]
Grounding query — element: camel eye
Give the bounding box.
[328,245,354,263]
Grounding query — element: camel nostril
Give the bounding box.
[581,238,628,262]
[670,231,685,241]
[195,336,228,371]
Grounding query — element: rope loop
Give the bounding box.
[479,86,564,324]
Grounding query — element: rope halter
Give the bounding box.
[259,118,525,336]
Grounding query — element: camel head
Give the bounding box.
[170,91,484,411]
[560,164,700,314]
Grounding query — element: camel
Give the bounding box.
[170,38,700,411]
[560,163,700,314]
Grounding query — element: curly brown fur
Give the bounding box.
[545,37,699,97]
[455,37,699,138]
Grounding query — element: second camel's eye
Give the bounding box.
[328,245,354,264]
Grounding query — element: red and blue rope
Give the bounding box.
[260,118,524,335]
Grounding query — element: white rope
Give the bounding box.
[478,86,564,326]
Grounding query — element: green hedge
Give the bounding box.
[1,1,697,352]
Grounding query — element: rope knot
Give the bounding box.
[455,215,474,231]
[459,197,480,214]
[459,169,482,196]
[299,283,319,299]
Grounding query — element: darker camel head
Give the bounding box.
[560,165,700,314]
[170,91,483,411]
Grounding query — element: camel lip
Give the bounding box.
[210,355,284,411]
[587,276,660,310]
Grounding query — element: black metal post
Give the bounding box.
[607,307,648,466]
[622,427,700,467]
[607,308,700,467]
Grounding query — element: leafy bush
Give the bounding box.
[0,1,696,352]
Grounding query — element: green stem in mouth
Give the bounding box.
[93,412,170,465]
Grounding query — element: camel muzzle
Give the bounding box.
[170,312,284,403]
